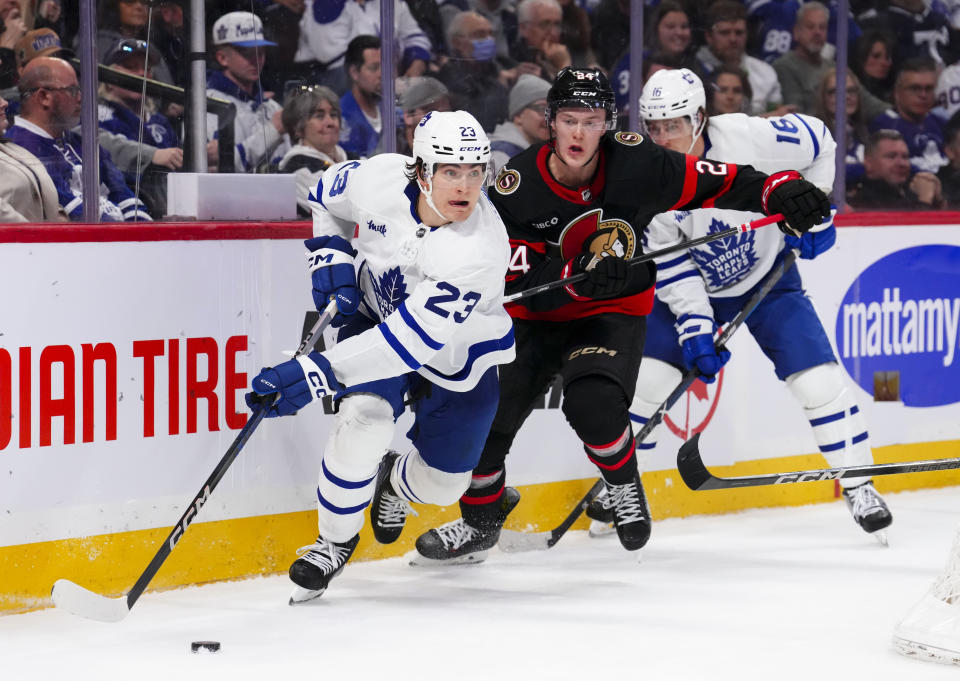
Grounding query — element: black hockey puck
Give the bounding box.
[191,641,221,653]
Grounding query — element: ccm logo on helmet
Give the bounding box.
[460,146,483,151]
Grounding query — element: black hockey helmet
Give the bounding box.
[546,66,618,130]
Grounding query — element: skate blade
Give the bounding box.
[588,520,616,538]
[289,585,326,605]
[893,637,960,665]
[871,529,889,547]
[407,549,489,567]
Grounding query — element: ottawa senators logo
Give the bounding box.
[614,131,642,146]
[558,208,637,261]
[495,167,521,194]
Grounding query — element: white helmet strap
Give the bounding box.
[688,109,706,155]
[418,165,453,224]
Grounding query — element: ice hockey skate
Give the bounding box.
[604,472,651,551]
[288,534,360,604]
[411,487,521,566]
[370,451,417,544]
[842,481,892,544]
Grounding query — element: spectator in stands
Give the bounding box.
[695,0,785,115]
[471,0,518,62]
[0,93,64,222]
[773,2,830,114]
[489,72,549,171]
[397,76,450,155]
[438,10,508,132]
[870,57,947,173]
[339,34,382,159]
[859,0,957,67]
[152,0,186,87]
[207,10,289,173]
[590,0,628,70]
[90,0,175,85]
[937,111,960,208]
[99,38,182,216]
[853,30,895,103]
[2,27,66,105]
[0,0,26,90]
[936,56,960,122]
[848,129,944,210]
[557,0,595,67]
[511,0,571,81]
[816,68,870,185]
[31,0,66,38]
[706,65,752,115]
[278,85,348,217]
[293,0,431,94]
[7,56,152,221]
[648,2,699,72]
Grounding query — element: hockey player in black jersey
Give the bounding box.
[403,67,831,563]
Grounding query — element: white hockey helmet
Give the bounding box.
[412,110,491,170]
[638,68,707,152]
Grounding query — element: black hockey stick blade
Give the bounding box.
[498,479,605,552]
[677,432,960,491]
[52,300,339,622]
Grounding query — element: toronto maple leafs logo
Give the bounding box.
[368,266,408,318]
[688,218,758,289]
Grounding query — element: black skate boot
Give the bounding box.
[412,486,521,566]
[585,485,614,524]
[288,533,360,604]
[604,472,652,551]
[842,481,893,536]
[370,451,417,544]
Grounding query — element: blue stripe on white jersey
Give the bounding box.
[790,113,819,160]
[419,326,515,383]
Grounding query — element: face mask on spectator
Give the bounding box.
[471,38,497,61]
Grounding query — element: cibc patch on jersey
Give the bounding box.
[558,208,637,261]
[495,167,521,195]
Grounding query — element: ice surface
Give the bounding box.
[2,487,959,680]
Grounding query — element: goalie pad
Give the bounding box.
[316,393,395,542]
[786,362,872,487]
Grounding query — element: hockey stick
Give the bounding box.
[498,249,799,553]
[503,213,784,303]
[51,299,340,622]
[499,479,605,552]
[677,432,960,490]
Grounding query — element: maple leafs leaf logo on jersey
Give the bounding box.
[368,266,408,318]
[688,217,758,290]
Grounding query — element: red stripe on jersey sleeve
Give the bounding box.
[702,164,738,208]
[669,154,699,211]
[509,238,548,254]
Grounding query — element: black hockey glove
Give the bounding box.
[761,170,831,237]
[565,254,655,300]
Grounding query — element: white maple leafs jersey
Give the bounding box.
[646,112,836,322]
[308,154,516,392]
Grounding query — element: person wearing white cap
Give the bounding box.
[206,10,290,172]
[487,73,551,172]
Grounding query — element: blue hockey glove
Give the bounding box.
[305,235,360,324]
[677,315,731,384]
[784,218,836,259]
[245,352,343,418]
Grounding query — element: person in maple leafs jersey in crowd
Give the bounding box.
[592,69,890,540]
[245,111,516,603]
[407,66,831,565]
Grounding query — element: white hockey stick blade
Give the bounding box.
[51,579,130,623]
[497,529,552,553]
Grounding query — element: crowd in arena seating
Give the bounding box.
[4,0,960,221]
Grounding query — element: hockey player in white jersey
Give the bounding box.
[245,111,516,602]
[599,69,893,538]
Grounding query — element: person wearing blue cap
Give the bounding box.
[206,10,289,172]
